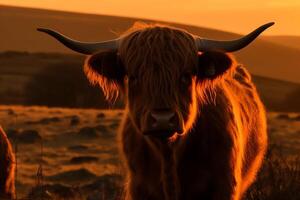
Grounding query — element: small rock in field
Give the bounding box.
[47,168,97,183]
[83,174,123,200]
[18,130,42,143]
[26,117,61,125]
[70,116,80,126]
[28,184,80,200]
[68,145,89,151]
[39,117,61,124]
[94,124,109,132]
[5,129,19,140]
[109,122,119,129]
[97,113,106,119]
[69,156,98,164]
[276,113,290,120]
[292,115,300,121]
[78,127,99,138]
[7,109,15,115]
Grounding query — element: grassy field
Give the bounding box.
[0,105,299,199]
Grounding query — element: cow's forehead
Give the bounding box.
[119,26,198,76]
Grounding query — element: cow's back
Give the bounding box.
[229,65,267,193]
[208,64,267,195]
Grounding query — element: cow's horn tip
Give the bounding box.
[37,28,50,33]
[266,22,275,27]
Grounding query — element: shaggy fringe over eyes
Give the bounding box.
[84,56,120,103]
[118,22,198,102]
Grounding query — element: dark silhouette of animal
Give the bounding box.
[38,21,274,200]
[0,126,16,199]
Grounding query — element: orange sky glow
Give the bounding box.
[1,0,300,35]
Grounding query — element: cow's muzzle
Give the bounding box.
[142,109,184,139]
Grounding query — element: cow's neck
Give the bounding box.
[149,138,180,200]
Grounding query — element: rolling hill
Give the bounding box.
[263,36,300,50]
[0,5,300,84]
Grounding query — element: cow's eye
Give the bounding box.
[180,73,191,85]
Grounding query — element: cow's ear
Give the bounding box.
[84,50,125,101]
[197,51,235,80]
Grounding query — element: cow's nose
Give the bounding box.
[143,109,183,138]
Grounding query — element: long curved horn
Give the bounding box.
[37,28,119,55]
[195,22,274,52]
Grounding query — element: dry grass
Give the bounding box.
[245,144,300,200]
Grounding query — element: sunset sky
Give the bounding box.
[0,0,300,35]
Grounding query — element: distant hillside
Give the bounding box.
[263,36,300,50]
[0,5,300,84]
[0,51,299,111]
[252,75,300,111]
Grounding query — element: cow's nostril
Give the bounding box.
[149,113,158,127]
[169,114,178,125]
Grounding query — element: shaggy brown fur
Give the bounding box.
[84,22,267,200]
[0,126,16,199]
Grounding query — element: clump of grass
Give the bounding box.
[245,144,300,200]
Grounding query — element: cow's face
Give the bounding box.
[84,27,234,140]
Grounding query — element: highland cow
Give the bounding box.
[38,21,273,200]
[0,126,16,199]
